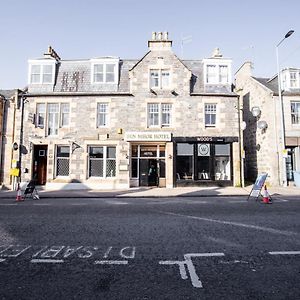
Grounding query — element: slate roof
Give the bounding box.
[28,57,235,95]
[253,76,300,96]
[0,90,16,99]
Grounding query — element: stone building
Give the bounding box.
[6,33,241,190]
[235,62,300,186]
[0,89,21,187]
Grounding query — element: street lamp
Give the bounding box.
[276,30,294,187]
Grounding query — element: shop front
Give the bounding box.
[174,136,238,186]
[125,132,172,187]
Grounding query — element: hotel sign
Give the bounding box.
[125,132,171,142]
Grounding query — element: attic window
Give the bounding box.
[30,64,54,84]
[92,62,117,84]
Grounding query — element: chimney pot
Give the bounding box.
[164,32,168,40]
[152,32,156,40]
[157,32,162,40]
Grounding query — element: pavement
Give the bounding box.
[0,185,299,199]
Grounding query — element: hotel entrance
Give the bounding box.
[130,144,166,187]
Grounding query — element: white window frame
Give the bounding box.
[291,101,300,125]
[36,103,46,128]
[147,103,172,128]
[88,145,116,178]
[204,103,217,127]
[55,145,70,177]
[149,69,171,89]
[35,102,70,135]
[28,60,56,84]
[90,58,119,84]
[97,103,109,127]
[203,59,232,85]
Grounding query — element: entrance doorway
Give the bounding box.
[139,159,158,187]
[32,145,48,185]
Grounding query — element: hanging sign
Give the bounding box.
[198,144,210,156]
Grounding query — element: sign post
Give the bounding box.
[247,173,268,201]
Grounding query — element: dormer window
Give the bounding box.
[91,58,119,84]
[281,69,300,90]
[203,57,232,85]
[205,64,229,84]
[29,62,55,84]
[150,69,170,89]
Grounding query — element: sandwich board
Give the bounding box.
[247,173,268,201]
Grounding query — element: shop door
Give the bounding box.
[286,148,294,181]
[139,159,158,187]
[33,145,48,185]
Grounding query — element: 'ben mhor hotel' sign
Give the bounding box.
[124,132,172,142]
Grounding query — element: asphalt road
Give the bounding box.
[0,195,299,300]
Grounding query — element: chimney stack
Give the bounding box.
[148,31,172,50]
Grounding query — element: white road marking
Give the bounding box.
[33,203,51,206]
[31,259,64,263]
[105,201,128,205]
[269,251,300,255]
[0,258,6,262]
[159,252,225,288]
[158,211,297,236]
[0,204,18,206]
[94,260,128,265]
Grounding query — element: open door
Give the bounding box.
[32,145,48,185]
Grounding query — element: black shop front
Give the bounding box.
[174,136,238,187]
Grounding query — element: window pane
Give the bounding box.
[107,147,116,158]
[106,160,116,177]
[214,156,230,180]
[219,65,228,83]
[61,103,69,127]
[36,103,45,127]
[89,146,103,177]
[89,146,103,158]
[148,103,159,127]
[132,145,138,157]
[161,103,171,127]
[131,158,138,177]
[94,64,104,82]
[140,145,157,157]
[106,64,115,82]
[215,144,230,155]
[161,71,170,87]
[56,146,70,176]
[177,143,193,155]
[97,103,108,126]
[207,65,217,83]
[48,103,59,135]
[205,104,216,126]
[159,159,166,177]
[291,102,300,124]
[150,70,159,87]
[31,65,41,83]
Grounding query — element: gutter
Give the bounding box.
[25,92,133,97]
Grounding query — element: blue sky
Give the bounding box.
[1,0,300,89]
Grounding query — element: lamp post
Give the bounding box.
[276,30,294,187]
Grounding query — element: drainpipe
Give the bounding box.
[0,95,6,184]
[18,93,27,184]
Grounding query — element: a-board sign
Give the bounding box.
[249,173,268,197]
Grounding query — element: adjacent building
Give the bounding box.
[235,62,300,186]
[4,33,241,190]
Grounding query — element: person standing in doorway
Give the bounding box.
[148,164,157,186]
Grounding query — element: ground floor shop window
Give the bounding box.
[176,143,231,182]
[88,146,116,178]
[56,145,70,177]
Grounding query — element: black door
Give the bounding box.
[139,160,149,186]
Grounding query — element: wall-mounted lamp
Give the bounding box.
[171,90,178,96]
[168,154,172,159]
[251,106,261,118]
[257,120,268,133]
